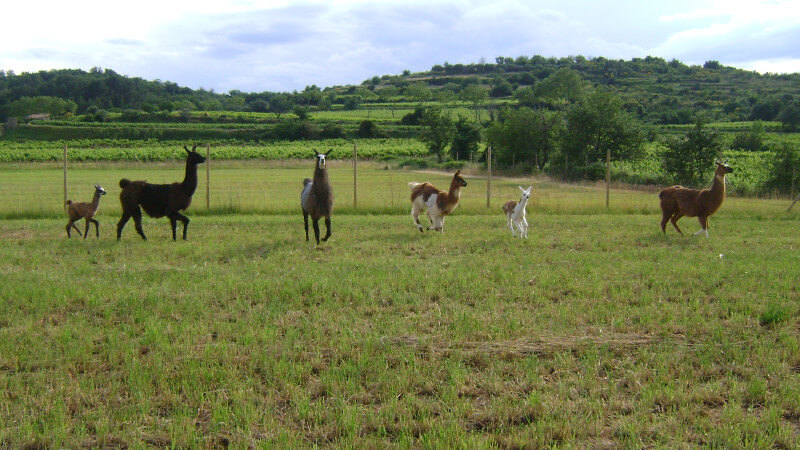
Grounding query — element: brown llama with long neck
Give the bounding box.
[65,183,106,238]
[301,149,334,244]
[659,161,734,237]
[117,146,206,241]
[408,170,468,232]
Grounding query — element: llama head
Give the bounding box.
[184,145,206,165]
[518,185,532,199]
[715,160,733,175]
[314,149,332,169]
[453,170,467,187]
[94,183,107,196]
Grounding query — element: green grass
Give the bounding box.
[1,163,799,447]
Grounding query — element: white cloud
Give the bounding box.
[2,0,799,92]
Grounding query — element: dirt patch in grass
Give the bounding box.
[386,332,659,358]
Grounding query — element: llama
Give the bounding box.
[659,161,734,237]
[65,183,106,238]
[301,149,334,244]
[409,170,467,233]
[502,185,532,238]
[117,146,206,241]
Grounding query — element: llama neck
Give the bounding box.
[313,167,330,190]
[182,160,199,195]
[710,172,726,198]
[90,191,102,209]
[516,196,529,211]
[447,181,462,201]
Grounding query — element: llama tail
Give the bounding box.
[119,178,131,189]
[408,182,422,191]
[65,200,72,205]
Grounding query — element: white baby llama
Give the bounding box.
[502,186,532,238]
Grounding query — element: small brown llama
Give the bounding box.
[408,170,468,232]
[659,161,734,237]
[117,146,206,241]
[301,149,334,244]
[65,183,106,238]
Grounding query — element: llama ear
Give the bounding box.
[312,150,319,158]
[324,148,333,156]
[527,185,533,192]
[518,186,525,192]
[184,146,190,153]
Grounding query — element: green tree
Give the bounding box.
[269,94,293,119]
[764,143,800,195]
[777,104,800,131]
[419,107,455,163]
[534,68,584,105]
[450,115,482,161]
[561,88,644,167]
[487,107,562,169]
[490,77,514,98]
[459,84,488,122]
[7,96,77,118]
[731,121,765,151]
[403,83,432,104]
[662,119,722,186]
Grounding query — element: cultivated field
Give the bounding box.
[1,162,799,447]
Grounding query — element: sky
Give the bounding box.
[3,0,800,93]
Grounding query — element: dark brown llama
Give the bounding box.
[301,149,334,244]
[659,161,734,237]
[408,170,468,232]
[117,146,206,241]
[65,183,106,238]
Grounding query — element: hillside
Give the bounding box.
[2,56,799,127]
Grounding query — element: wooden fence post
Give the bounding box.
[63,144,68,211]
[353,142,358,209]
[206,144,211,210]
[486,146,492,208]
[606,148,611,209]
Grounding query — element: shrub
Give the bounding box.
[357,120,380,138]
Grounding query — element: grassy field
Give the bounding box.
[1,163,799,447]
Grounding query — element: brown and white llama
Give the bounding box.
[65,183,106,238]
[301,149,334,244]
[116,146,206,241]
[502,185,532,238]
[408,170,468,233]
[659,161,734,237]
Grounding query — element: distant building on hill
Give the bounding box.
[24,113,50,122]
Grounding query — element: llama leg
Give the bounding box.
[521,217,529,238]
[131,207,147,241]
[670,213,683,235]
[303,210,310,241]
[660,211,671,234]
[507,215,516,237]
[312,218,321,245]
[83,219,91,240]
[321,216,331,242]
[693,216,708,237]
[176,212,190,240]
[91,218,100,238]
[169,216,178,241]
[411,206,423,232]
[436,216,444,233]
[116,213,130,240]
[66,219,79,238]
[426,212,436,230]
